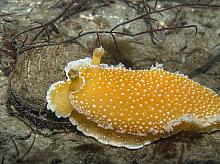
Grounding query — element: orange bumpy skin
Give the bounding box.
[46,47,220,149]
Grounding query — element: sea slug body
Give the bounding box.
[46,47,220,149]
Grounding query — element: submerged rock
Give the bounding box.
[8,44,86,129]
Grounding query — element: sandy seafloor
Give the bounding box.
[0,0,220,164]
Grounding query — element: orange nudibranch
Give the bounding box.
[46,47,220,149]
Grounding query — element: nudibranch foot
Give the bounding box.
[69,110,158,149]
[47,47,220,149]
[46,81,73,118]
